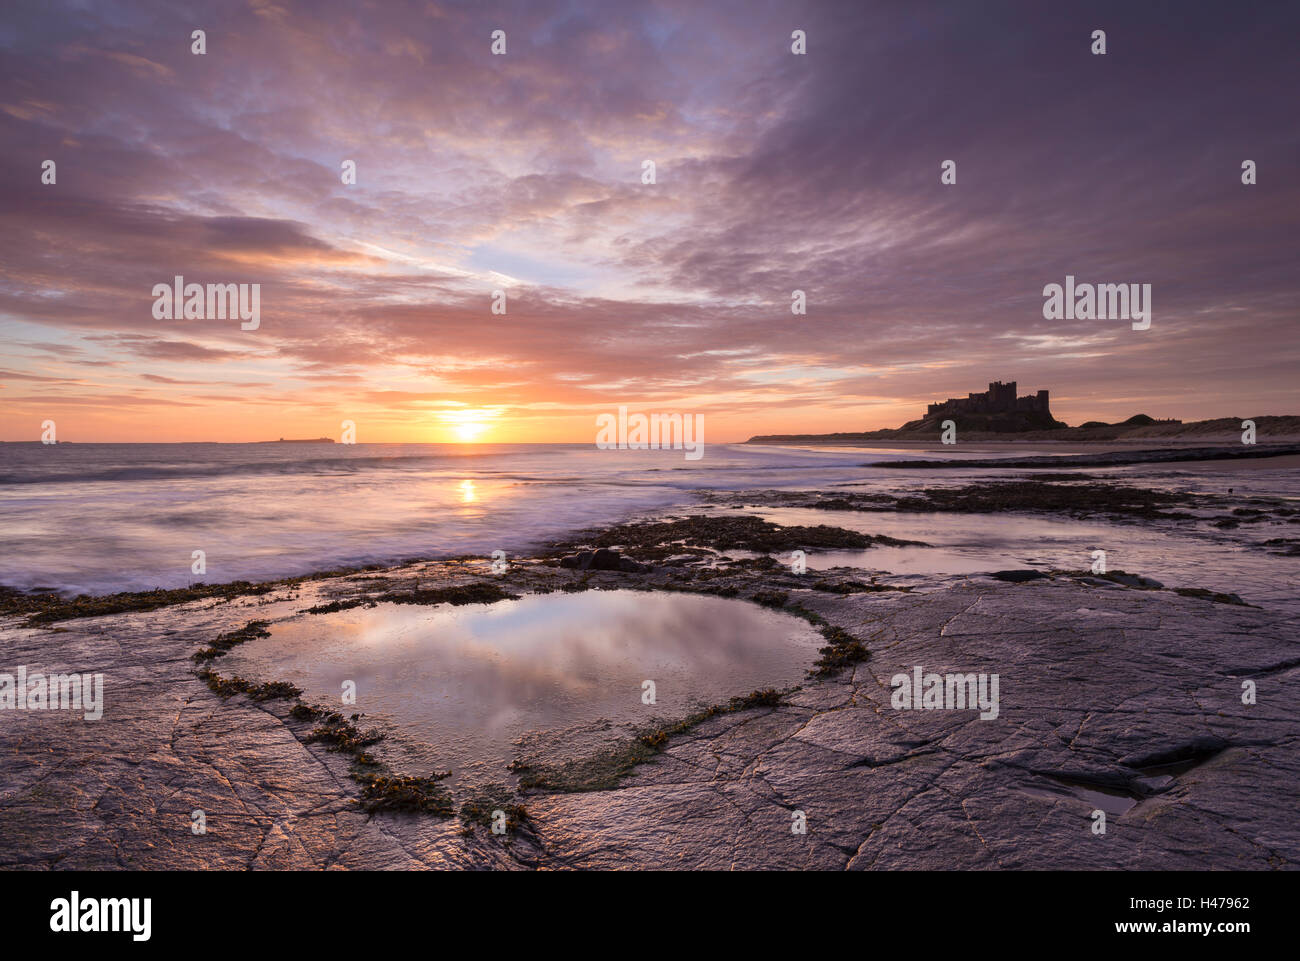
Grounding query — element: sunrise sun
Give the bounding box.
[436,407,500,443]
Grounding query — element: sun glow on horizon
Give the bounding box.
[435,406,503,443]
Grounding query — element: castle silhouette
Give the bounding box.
[926,381,1051,419]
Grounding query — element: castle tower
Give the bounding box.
[985,380,1016,411]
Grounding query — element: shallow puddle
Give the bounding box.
[223,590,825,787]
[1023,776,1142,816]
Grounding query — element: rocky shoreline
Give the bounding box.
[868,444,1300,470]
[747,416,1300,446]
[1,485,1297,870]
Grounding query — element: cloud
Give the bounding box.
[1,0,1297,439]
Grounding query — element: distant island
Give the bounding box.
[258,437,335,444]
[746,379,1298,445]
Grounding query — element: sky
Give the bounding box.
[1,0,1297,443]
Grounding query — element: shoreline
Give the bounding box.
[6,469,1294,615]
[6,443,1297,607]
[746,414,1300,447]
[2,473,1297,869]
[865,444,1300,470]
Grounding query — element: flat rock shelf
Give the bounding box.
[1,553,1296,870]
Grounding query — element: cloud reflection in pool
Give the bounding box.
[223,589,825,787]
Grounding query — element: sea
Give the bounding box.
[0,441,1295,603]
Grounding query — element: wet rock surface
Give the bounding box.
[723,479,1300,530]
[989,570,1051,582]
[557,548,650,572]
[524,578,1299,869]
[1,525,1296,870]
[551,512,926,562]
[869,443,1300,469]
